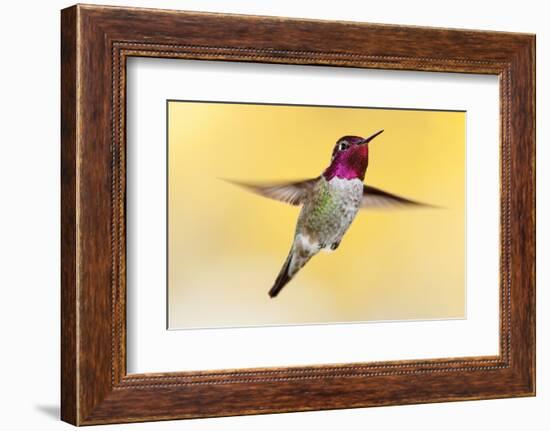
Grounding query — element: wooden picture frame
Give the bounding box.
[61,4,535,425]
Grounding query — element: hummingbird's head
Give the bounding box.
[323,130,384,181]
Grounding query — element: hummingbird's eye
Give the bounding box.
[338,141,349,151]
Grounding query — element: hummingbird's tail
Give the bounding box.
[269,239,314,298]
[269,252,293,298]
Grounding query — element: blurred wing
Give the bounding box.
[223,178,319,206]
[361,185,435,209]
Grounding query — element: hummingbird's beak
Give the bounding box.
[361,129,384,145]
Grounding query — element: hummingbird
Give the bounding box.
[226,130,432,298]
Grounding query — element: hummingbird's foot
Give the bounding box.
[330,241,340,250]
[318,242,327,250]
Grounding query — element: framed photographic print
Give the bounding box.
[61,4,535,425]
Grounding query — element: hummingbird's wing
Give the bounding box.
[223,178,319,206]
[361,185,434,209]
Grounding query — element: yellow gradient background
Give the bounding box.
[168,101,465,329]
